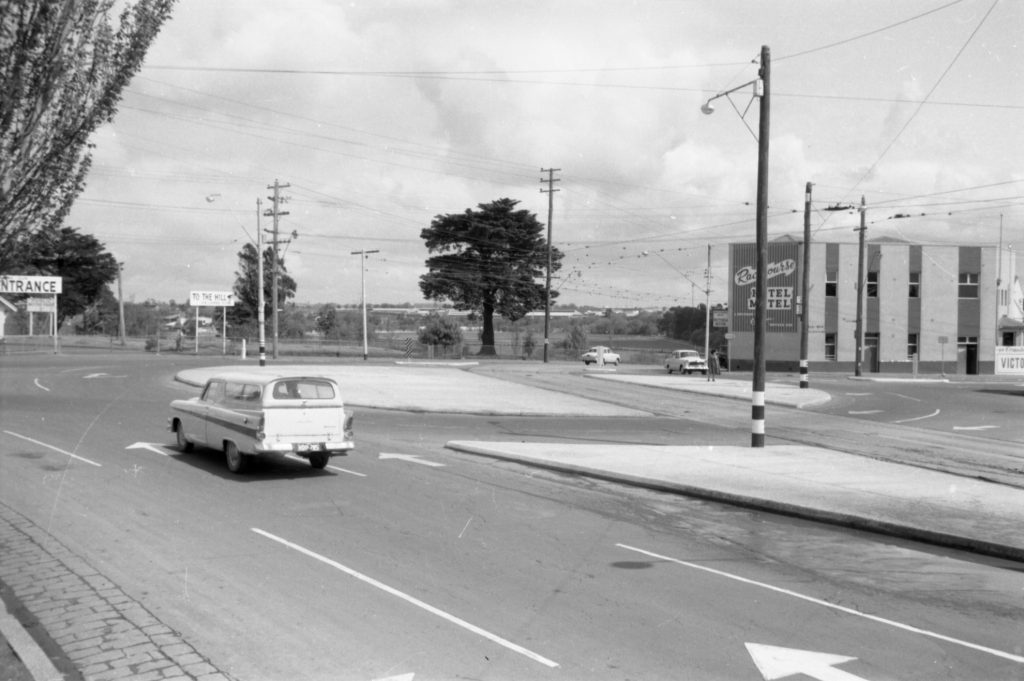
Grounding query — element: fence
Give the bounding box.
[2,332,674,366]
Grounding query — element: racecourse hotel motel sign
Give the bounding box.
[0,275,63,295]
[730,242,799,333]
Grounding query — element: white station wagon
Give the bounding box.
[169,372,355,473]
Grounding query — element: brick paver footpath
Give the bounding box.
[0,503,235,681]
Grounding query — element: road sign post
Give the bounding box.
[189,291,235,355]
[1,275,63,353]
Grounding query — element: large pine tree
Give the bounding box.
[419,198,562,355]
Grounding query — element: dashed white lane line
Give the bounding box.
[848,410,884,415]
[3,431,102,467]
[252,528,558,668]
[891,409,941,424]
[283,453,366,476]
[617,543,1024,665]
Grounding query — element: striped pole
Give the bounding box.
[751,390,765,447]
[799,359,809,389]
[751,45,770,448]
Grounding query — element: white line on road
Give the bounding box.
[953,425,999,431]
[887,392,923,402]
[617,543,1024,665]
[891,409,940,424]
[33,379,50,392]
[283,454,367,476]
[848,410,883,415]
[3,431,102,467]
[253,528,558,668]
[380,452,445,467]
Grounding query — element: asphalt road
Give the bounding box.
[801,374,1024,442]
[1,353,1022,680]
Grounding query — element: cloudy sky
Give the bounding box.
[68,0,1023,309]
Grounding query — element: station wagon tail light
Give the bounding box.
[256,415,266,441]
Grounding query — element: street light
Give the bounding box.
[701,45,771,448]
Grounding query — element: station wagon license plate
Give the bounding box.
[296,443,325,452]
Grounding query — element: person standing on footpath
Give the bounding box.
[708,349,720,382]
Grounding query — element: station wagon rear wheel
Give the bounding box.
[309,453,329,469]
[225,442,247,474]
[175,422,193,452]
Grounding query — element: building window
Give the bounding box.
[825,271,837,297]
[958,273,979,298]
[907,333,918,358]
[908,272,920,298]
[825,333,837,360]
[957,336,977,345]
[867,271,878,298]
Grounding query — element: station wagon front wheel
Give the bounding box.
[175,422,193,452]
[225,442,247,474]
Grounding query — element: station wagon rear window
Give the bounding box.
[271,379,336,400]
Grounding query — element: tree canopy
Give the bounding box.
[419,198,562,354]
[27,224,119,327]
[0,0,176,271]
[229,242,297,331]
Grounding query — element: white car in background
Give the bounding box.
[665,349,708,375]
[580,346,621,365]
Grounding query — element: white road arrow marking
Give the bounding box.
[746,643,866,681]
[953,425,998,431]
[33,378,50,392]
[127,442,171,457]
[379,452,445,467]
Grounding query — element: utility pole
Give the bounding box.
[351,249,380,360]
[116,262,126,347]
[264,180,290,359]
[752,44,771,448]
[854,195,867,377]
[799,182,812,388]
[256,198,266,367]
[704,244,711,380]
[539,168,560,363]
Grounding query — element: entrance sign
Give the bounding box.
[0,275,62,294]
[0,275,62,353]
[190,290,235,307]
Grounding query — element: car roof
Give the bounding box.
[205,371,338,387]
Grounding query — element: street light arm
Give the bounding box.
[701,78,762,109]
